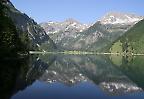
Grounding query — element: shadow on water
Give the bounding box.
[0,56,30,99]
[0,54,56,99]
[1,54,144,99]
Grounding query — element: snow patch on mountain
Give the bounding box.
[40,19,90,35]
[101,12,143,25]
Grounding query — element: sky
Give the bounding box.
[11,0,144,24]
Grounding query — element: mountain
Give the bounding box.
[40,19,89,50]
[0,0,25,57]
[108,19,144,54]
[1,0,56,52]
[40,18,89,35]
[41,12,143,51]
[101,12,142,25]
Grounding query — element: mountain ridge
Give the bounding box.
[100,12,143,25]
[40,12,143,51]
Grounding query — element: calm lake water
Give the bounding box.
[1,54,144,99]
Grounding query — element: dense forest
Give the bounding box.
[0,2,29,58]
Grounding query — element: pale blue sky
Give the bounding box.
[11,0,144,23]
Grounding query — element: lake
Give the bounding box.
[1,54,144,99]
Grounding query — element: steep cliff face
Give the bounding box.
[1,0,56,51]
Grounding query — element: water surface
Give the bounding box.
[1,54,144,99]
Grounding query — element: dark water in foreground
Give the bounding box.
[1,54,144,99]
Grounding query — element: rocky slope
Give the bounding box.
[40,19,89,50]
[40,18,89,35]
[41,12,143,51]
[2,0,56,51]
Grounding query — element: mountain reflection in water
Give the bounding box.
[1,54,144,99]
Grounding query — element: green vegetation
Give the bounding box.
[40,40,57,52]
[0,2,29,57]
[18,29,31,51]
[109,19,144,54]
[112,55,144,88]
[108,53,144,88]
[110,40,123,53]
[110,55,122,66]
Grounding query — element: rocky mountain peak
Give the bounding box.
[100,12,143,25]
[40,19,89,35]
[64,18,80,24]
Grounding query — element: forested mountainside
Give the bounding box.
[0,1,25,57]
[0,0,56,57]
[108,19,144,54]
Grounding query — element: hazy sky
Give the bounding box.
[11,0,144,23]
